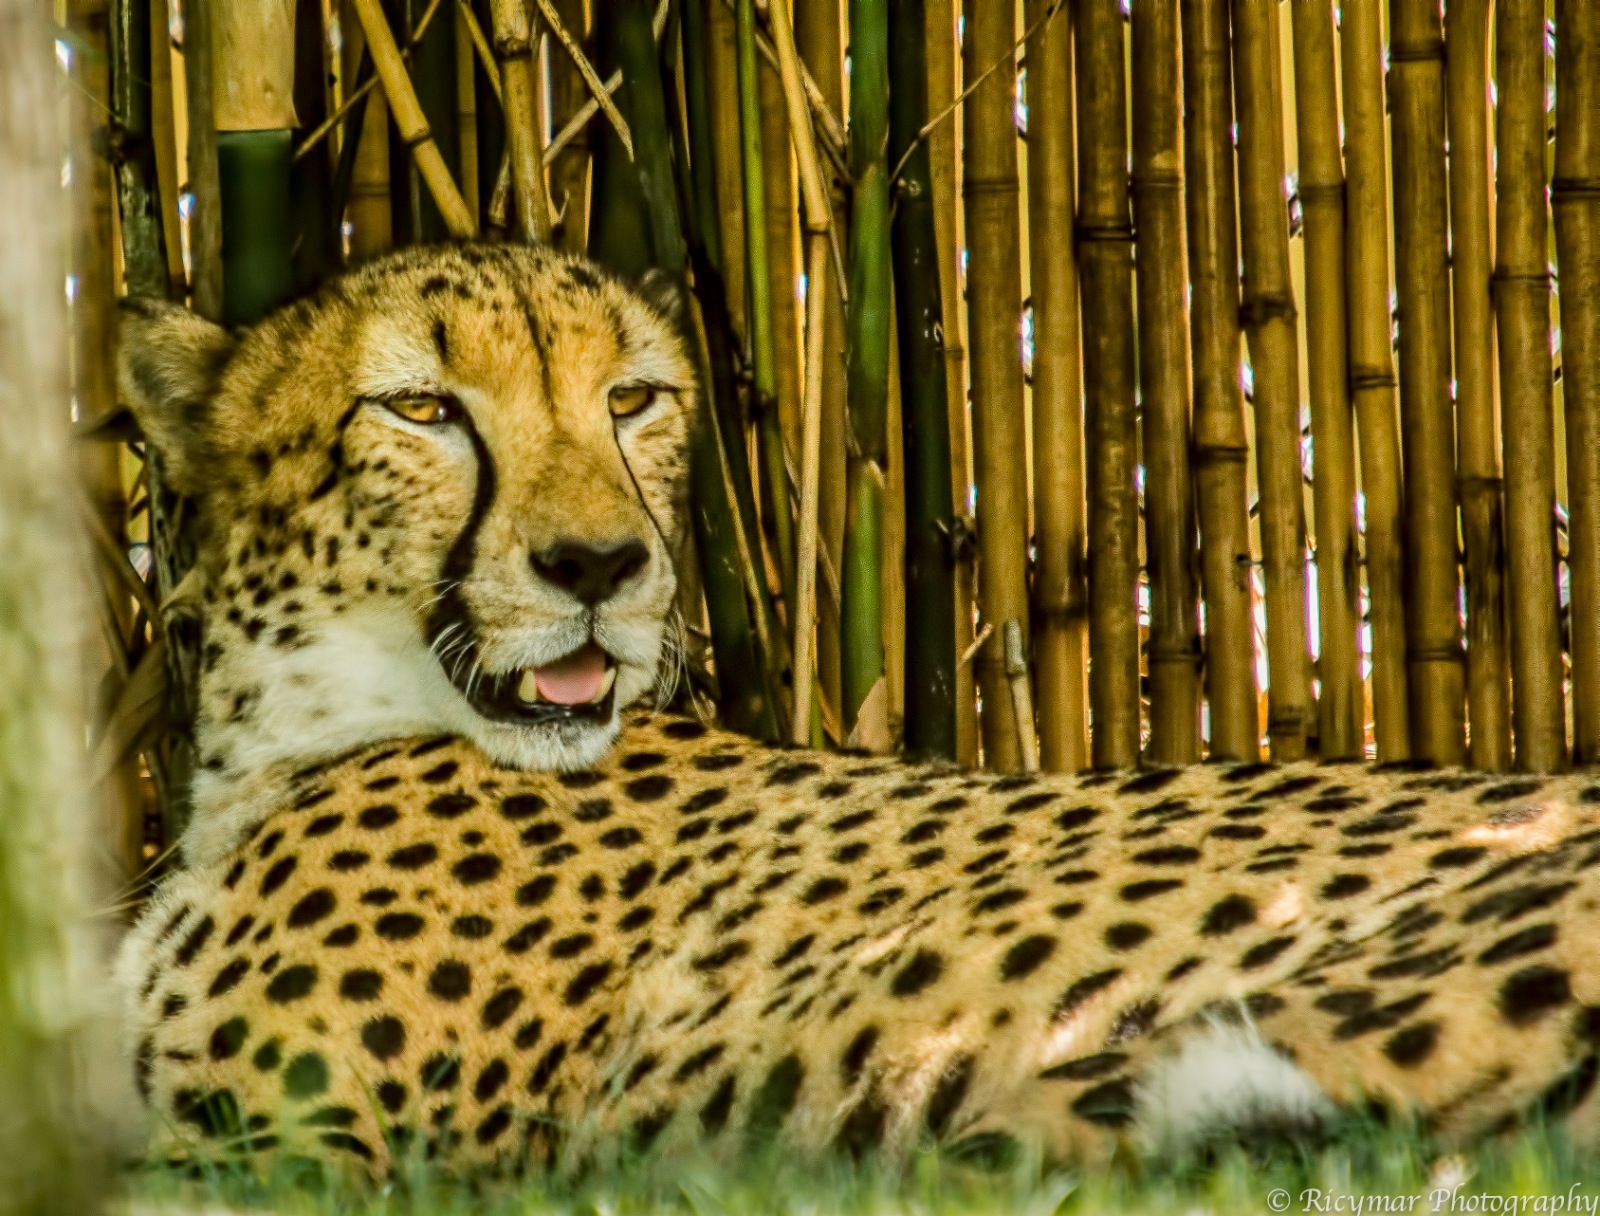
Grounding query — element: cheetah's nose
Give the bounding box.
[531,539,649,606]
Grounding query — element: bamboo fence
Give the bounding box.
[50,0,1600,893]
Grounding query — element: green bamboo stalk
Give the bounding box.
[888,0,954,760]
[218,132,295,327]
[735,0,798,631]
[471,0,506,230]
[1340,0,1409,760]
[1076,0,1139,769]
[681,0,723,273]
[1445,0,1512,770]
[1131,0,1199,765]
[1496,0,1566,770]
[394,0,461,241]
[1290,0,1362,760]
[1389,0,1466,764]
[840,0,891,745]
[614,0,778,740]
[110,0,173,298]
[1555,0,1600,765]
[0,8,111,1200]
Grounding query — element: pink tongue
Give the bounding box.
[534,646,608,705]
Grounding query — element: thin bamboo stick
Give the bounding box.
[398,0,461,242]
[544,0,586,247]
[184,0,224,319]
[1181,0,1256,762]
[1445,0,1512,771]
[1231,0,1310,762]
[457,1,480,220]
[796,0,848,729]
[1340,0,1409,760]
[1389,0,1465,764]
[842,0,892,750]
[1555,0,1600,765]
[963,0,1030,771]
[1288,0,1361,760]
[1496,0,1566,771]
[888,0,956,759]
[111,0,172,297]
[484,0,547,240]
[1076,0,1139,769]
[928,0,977,766]
[1025,0,1086,773]
[148,0,184,291]
[1131,0,1199,765]
[341,0,393,257]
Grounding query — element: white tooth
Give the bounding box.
[517,669,541,703]
[593,665,617,703]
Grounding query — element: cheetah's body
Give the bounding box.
[125,718,1600,1172]
[114,245,1600,1175]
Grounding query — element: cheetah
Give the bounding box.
[117,245,1600,1176]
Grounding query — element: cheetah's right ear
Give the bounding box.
[115,298,236,495]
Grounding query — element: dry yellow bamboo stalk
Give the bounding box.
[1289,0,1361,760]
[1389,0,1465,764]
[926,0,976,766]
[1004,619,1040,772]
[1231,0,1309,762]
[1340,0,1409,760]
[149,0,184,291]
[185,0,224,318]
[546,0,588,249]
[759,53,804,530]
[340,0,393,258]
[1181,0,1257,762]
[963,0,1030,771]
[1025,0,1087,773]
[796,0,848,724]
[1445,0,1512,771]
[1131,0,1198,765]
[485,0,549,241]
[1496,0,1566,771]
[765,0,832,747]
[1555,0,1600,765]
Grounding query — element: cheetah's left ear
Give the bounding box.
[116,298,236,495]
[634,268,690,332]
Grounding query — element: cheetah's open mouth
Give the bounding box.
[454,642,618,726]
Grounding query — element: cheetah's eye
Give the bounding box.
[386,394,462,426]
[608,385,657,419]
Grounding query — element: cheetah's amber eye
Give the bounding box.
[386,394,462,426]
[608,385,657,418]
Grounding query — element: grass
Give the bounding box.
[120,1118,1596,1216]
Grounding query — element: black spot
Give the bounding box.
[619,860,657,899]
[223,915,256,948]
[360,888,397,907]
[266,965,317,1003]
[694,941,750,970]
[500,793,546,820]
[209,1017,249,1061]
[305,813,343,837]
[1201,894,1256,935]
[453,853,502,884]
[515,1018,545,1051]
[388,843,438,870]
[359,804,400,829]
[551,933,594,959]
[339,969,383,1001]
[452,914,493,939]
[1239,936,1296,969]
[517,875,558,905]
[474,1059,510,1102]
[768,761,821,786]
[260,857,297,896]
[1072,1078,1135,1127]
[1056,969,1123,1018]
[1431,846,1489,869]
[328,849,369,872]
[504,918,552,953]
[528,1041,568,1093]
[174,915,216,966]
[174,1088,244,1139]
[482,987,524,1030]
[1122,879,1183,902]
[675,1043,726,1083]
[1041,1051,1130,1081]
[427,792,476,819]
[748,1054,804,1136]
[1499,965,1572,1026]
[1120,770,1180,795]
[891,949,944,997]
[1333,993,1431,1039]
[1463,883,1576,926]
[802,876,848,904]
[976,888,1027,914]
[1211,824,1267,840]
[1000,935,1057,980]
[475,1105,513,1145]
[681,788,730,814]
[1320,874,1371,900]
[283,1052,330,1099]
[1369,947,1459,979]
[376,912,425,940]
[287,888,337,928]
[575,798,613,823]
[428,960,472,1001]
[663,719,708,739]
[625,774,674,801]
[564,962,613,1005]
[377,1081,407,1114]
[700,1074,737,1134]
[1383,1022,1440,1067]
[1478,779,1543,804]
[600,827,644,849]
[1478,923,1557,965]
[422,761,459,784]
[252,1039,282,1071]
[1105,923,1151,950]
[1133,845,1201,866]
[421,1053,461,1090]
[1315,989,1375,1016]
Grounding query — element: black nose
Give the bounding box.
[531,540,650,605]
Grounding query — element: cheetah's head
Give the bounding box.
[118,245,695,835]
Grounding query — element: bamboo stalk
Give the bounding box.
[148,0,184,291]
[681,0,722,271]
[758,44,802,616]
[483,0,545,240]
[887,0,956,759]
[1024,0,1086,773]
[184,0,224,319]
[1389,0,1466,764]
[1131,0,1199,765]
[840,0,892,750]
[1231,0,1310,762]
[456,0,480,220]
[796,0,848,728]
[399,0,461,241]
[1340,0,1409,760]
[542,0,585,246]
[1180,0,1256,761]
[290,0,338,286]
[928,0,977,766]
[110,0,173,297]
[1004,619,1040,772]
[1075,0,1138,769]
[708,0,746,342]
[341,0,393,257]
[1555,0,1600,765]
[1495,0,1566,771]
[1445,0,1512,771]
[1288,0,1361,760]
[468,0,504,231]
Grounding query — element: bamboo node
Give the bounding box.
[962,177,1021,200]
[1075,221,1135,244]
[1389,38,1446,63]
[1297,182,1345,205]
[495,35,535,58]
[1193,443,1251,468]
[1552,177,1600,202]
[1349,367,1399,391]
[1238,294,1298,327]
[402,126,436,149]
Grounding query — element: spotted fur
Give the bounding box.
[117,247,1600,1176]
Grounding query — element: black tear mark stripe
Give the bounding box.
[424,410,499,649]
[433,319,449,365]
